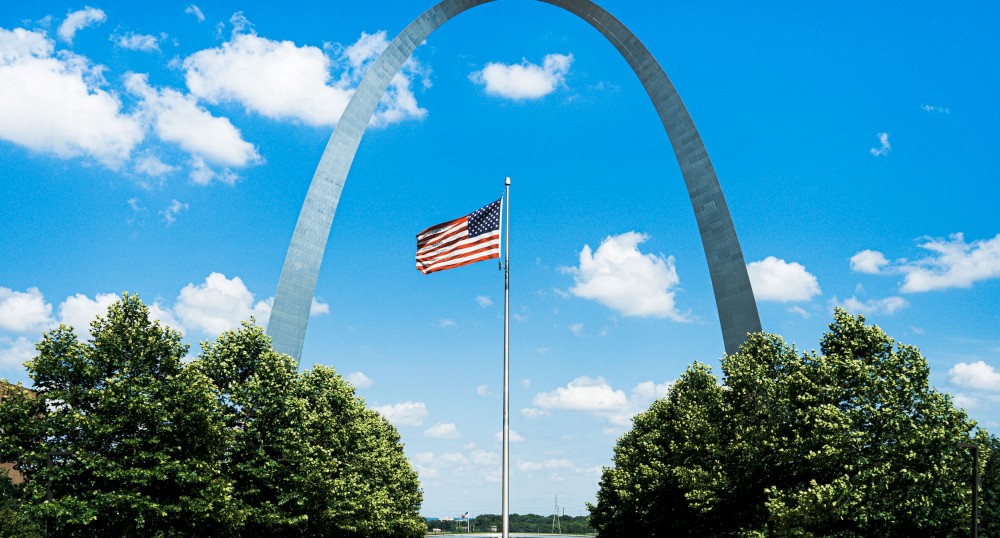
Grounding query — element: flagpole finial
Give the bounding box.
[505,176,511,186]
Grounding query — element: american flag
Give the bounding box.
[416,198,502,274]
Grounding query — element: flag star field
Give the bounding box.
[1,0,999,518]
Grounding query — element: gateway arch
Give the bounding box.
[266,0,762,361]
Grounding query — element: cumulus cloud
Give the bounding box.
[0,336,35,371]
[564,232,687,320]
[57,292,118,331]
[0,287,53,333]
[533,376,627,412]
[898,234,1000,292]
[133,153,176,177]
[855,234,1000,293]
[183,21,426,128]
[951,393,977,409]
[949,361,1000,391]
[0,27,143,169]
[126,73,261,172]
[112,32,160,52]
[746,256,822,302]
[372,401,428,426]
[173,273,272,335]
[831,295,908,315]
[532,375,671,430]
[346,371,373,389]
[476,384,490,397]
[475,295,493,307]
[850,249,889,274]
[870,132,891,156]
[470,53,573,100]
[424,422,460,438]
[309,298,329,316]
[58,7,106,44]
[0,276,325,343]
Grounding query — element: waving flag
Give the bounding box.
[416,198,502,274]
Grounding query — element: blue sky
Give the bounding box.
[2,0,999,518]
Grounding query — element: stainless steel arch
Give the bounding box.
[267,0,762,361]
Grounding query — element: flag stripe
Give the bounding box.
[418,236,500,266]
[416,197,502,274]
[417,236,500,272]
[416,216,466,242]
[416,230,494,262]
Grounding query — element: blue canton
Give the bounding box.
[467,198,502,237]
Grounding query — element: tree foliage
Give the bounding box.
[197,322,424,537]
[0,294,236,536]
[0,294,423,537]
[590,310,989,537]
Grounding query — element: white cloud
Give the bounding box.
[346,371,373,389]
[0,336,36,371]
[494,430,524,443]
[0,27,143,169]
[832,295,908,315]
[0,287,53,333]
[569,323,584,336]
[565,232,687,320]
[533,376,627,412]
[126,73,261,172]
[424,422,460,439]
[520,407,549,419]
[516,458,601,478]
[747,256,822,302]
[183,23,426,128]
[372,400,428,426]
[437,319,456,328]
[870,132,891,156]
[58,292,118,331]
[787,305,811,319]
[951,393,977,409]
[470,53,573,100]
[173,273,271,335]
[949,361,1000,391]
[899,234,1000,292]
[113,32,160,52]
[850,250,889,274]
[0,337,31,372]
[310,298,330,316]
[185,5,206,23]
[148,301,182,332]
[920,103,950,114]
[476,384,490,397]
[475,295,493,307]
[133,153,176,177]
[532,376,671,429]
[470,450,499,466]
[58,7,106,44]
[160,199,188,225]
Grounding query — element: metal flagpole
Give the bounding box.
[502,176,511,538]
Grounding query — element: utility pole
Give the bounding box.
[551,495,561,533]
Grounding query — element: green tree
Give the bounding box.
[590,310,986,537]
[982,435,1000,538]
[196,322,424,537]
[0,294,239,537]
[589,362,728,537]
